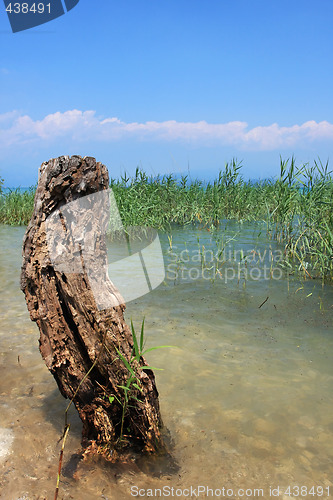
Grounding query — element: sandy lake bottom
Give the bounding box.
[0,223,332,499]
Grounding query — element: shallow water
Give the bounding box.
[0,223,332,500]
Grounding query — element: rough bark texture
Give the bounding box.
[20,155,163,457]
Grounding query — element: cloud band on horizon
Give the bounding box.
[0,110,332,151]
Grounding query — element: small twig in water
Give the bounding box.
[258,296,269,309]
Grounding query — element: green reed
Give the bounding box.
[0,187,35,225]
[1,158,332,281]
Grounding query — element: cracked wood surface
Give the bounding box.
[20,155,163,456]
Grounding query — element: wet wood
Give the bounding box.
[20,155,163,457]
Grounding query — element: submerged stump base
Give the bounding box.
[21,155,165,457]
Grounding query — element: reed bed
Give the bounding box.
[0,186,36,226]
[0,158,332,281]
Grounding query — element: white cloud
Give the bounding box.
[0,109,332,151]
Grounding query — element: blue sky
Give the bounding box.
[0,0,332,186]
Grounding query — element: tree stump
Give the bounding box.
[20,155,164,458]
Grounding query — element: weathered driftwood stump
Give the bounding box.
[20,155,163,457]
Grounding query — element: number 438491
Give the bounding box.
[284,485,330,497]
[6,3,51,14]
